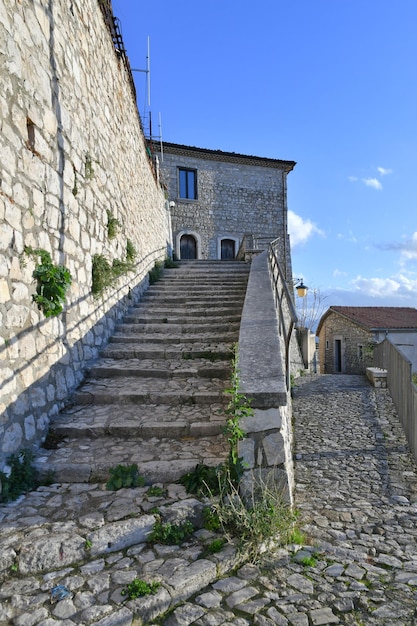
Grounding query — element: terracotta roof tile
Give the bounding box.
[330,306,417,330]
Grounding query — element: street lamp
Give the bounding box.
[294,278,308,298]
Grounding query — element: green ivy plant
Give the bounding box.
[25,246,72,317]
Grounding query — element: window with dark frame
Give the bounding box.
[178,168,197,199]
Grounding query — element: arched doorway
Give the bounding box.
[220,238,235,260]
[180,234,197,259]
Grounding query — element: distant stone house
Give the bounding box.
[316,307,417,374]
[151,141,295,277]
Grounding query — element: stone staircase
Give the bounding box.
[35,260,250,485]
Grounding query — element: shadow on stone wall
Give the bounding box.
[0,267,153,467]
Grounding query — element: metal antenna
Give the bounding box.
[131,36,151,131]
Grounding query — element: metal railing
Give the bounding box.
[267,238,298,389]
[374,338,417,462]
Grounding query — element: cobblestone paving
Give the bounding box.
[160,374,417,626]
[1,374,417,625]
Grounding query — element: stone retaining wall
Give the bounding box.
[0,0,169,468]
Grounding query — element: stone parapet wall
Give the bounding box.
[238,252,294,503]
[0,0,169,467]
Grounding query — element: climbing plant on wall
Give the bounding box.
[24,246,72,317]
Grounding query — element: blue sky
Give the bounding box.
[114,0,417,309]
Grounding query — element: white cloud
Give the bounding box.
[348,176,358,182]
[379,231,417,264]
[288,210,324,247]
[351,275,400,297]
[377,167,392,176]
[351,273,417,299]
[362,177,382,190]
[400,231,417,262]
[333,269,347,277]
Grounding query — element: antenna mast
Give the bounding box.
[131,37,163,148]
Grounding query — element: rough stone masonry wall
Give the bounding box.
[159,149,290,262]
[0,0,169,468]
[318,314,373,374]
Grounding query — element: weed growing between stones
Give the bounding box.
[126,238,137,262]
[202,505,221,531]
[203,537,227,556]
[179,464,222,497]
[288,527,306,545]
[106,210,121,240]
[164,257,179,269]
[146,485,167,498]
[299,554,318,567]
[209,472,297,562]
[121,578,160,599]
[91,241,137,296]
[149,519,195,545]
[24,246,72,318]
[223,343,252,468]
[0,450,38,503]
[149,260,164,284]
[178,345,298,561]
[84,153,95,180]
[148,257,179,285]
[105,463,145,490]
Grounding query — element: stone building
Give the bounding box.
[152,142,295,277]
[317,306,417,374]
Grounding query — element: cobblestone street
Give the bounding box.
[161,374,417,625]
[1,374,417,625]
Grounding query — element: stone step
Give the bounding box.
[72,376,228,406]
[140,294,246,306]
[149,274,247,293]
[35,434,228,484]
[90,357,231,380]
[109,332,238,345]
[34,260,247,488]
[49,403,226,439]
[101,343,234,360]
[123,314,242,325]
[132,303,244,315]
[115,322,240,335]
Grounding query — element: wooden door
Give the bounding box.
[221,239,235,260]
[180,234,197,259]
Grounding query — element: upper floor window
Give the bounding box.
[179,168,197,199]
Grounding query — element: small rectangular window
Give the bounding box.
[357,344,364,360]
[179,168,197,199]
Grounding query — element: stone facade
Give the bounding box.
[0,0,170,467]
[153,142,295,272]
[317,313,375,375]
[317,306,417,375]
